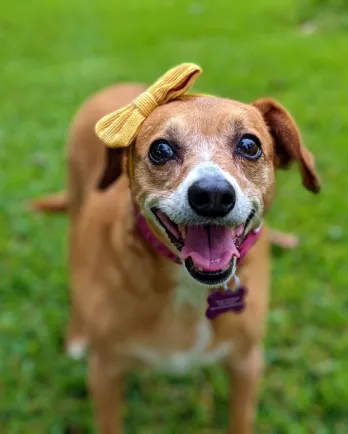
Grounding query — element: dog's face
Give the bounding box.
[131,96,320,286]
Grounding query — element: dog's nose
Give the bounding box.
[188,176,236,217]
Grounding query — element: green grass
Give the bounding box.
[1,0,348,432]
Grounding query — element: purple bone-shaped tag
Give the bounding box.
[205,287,247,320]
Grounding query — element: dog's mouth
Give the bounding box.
[152,208,253,285]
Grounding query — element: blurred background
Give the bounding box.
[1,0,347,432]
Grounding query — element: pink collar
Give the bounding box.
[135,212,182,264]
[135,211,262,266]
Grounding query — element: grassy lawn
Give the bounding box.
[1,0,348,432]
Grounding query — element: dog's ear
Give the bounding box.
[98,148,124,190]
[252,98,320,193]
[98,141,135,190]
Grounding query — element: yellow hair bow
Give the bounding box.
[95,63,202,148]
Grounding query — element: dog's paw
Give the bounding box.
[269,230,299,249]
[66,338,88,360]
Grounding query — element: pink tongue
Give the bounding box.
[181,226,240,272]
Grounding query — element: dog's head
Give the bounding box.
[96,65,320,287]
[126,96,320,285]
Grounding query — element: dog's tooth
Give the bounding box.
[236,225,244,237]
[178,225,186,238]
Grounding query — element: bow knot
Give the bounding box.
[95,63,202,148]
[134,91,158,117]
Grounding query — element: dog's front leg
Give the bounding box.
[88,351,124,434]
[227,345,264,434]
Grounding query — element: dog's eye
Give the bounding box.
[149,140,176,165]
[237,135,262,160]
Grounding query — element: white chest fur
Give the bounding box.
[129,268,232,375]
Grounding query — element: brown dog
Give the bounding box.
[33,71,320,433]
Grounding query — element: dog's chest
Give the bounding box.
[127,268,232,374]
